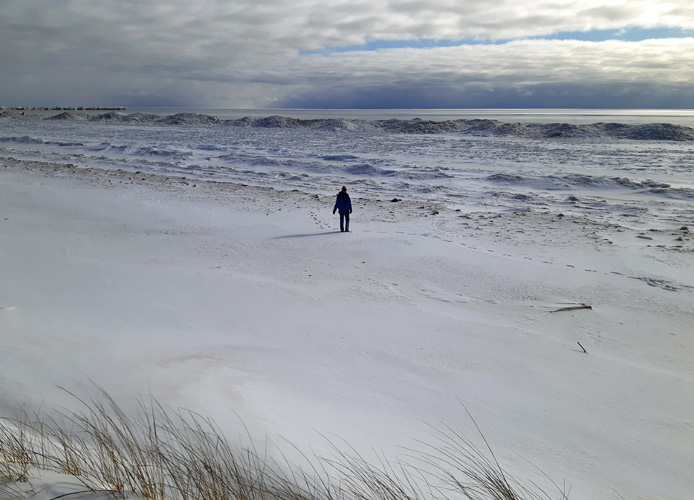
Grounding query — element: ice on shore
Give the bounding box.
[1,112,693,500]
[2,110,694,235]
[32,110,694,140]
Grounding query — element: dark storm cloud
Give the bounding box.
[274,38,694,109]
[280,82,694,110]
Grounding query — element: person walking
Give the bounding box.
[333,186,352,232]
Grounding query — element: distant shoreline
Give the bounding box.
[2,106,694,126]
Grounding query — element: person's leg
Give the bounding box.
[344,212,350,232]
[339,212,345,232]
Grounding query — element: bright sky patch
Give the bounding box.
[300,27,694,55]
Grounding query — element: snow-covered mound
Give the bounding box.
[486,172,694,199]
[44,111,90,121]
[602,122,694,141]
[88,111,132,121]
[25,111,694,141]
[46,111,163,123]
[155,113,221,125]
[0,135,46,144]
[227,116,694,140]
[120,112,162,123]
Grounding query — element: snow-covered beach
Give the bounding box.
[1,111,693,500]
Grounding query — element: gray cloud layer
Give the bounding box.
[1,0,693,108]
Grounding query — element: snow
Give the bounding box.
[28,110,694,140]
[1,113,693,500]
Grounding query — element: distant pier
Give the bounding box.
[1,106,126,111]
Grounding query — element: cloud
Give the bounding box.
[273,39,694,108]
[1,0,693,108]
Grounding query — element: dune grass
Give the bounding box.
[0,389,569,500]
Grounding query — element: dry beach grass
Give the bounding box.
[0,389,569,500]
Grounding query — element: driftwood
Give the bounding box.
[550,303,592,313]
[577,342,587,353]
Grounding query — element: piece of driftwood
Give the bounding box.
[550,303,592,313]
[577,342,587,353]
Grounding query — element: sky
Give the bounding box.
[1,0,693,109]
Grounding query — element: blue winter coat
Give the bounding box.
[334,192,352,213]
